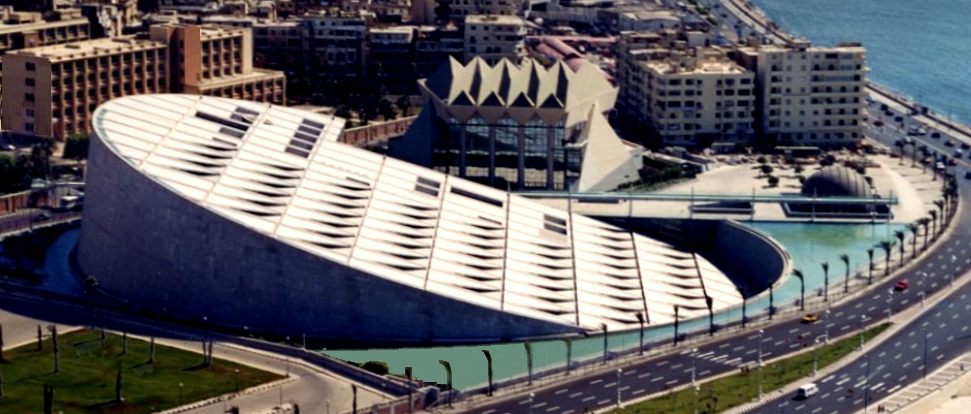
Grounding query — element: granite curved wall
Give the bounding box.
[77,134,584,344]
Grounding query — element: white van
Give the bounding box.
[797,383,819,399]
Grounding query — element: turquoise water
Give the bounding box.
[323,221,904,390]
[749,0,971,124]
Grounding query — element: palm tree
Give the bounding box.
[934,199,945,224]
[821,262,830,302]
[839,254,850,293]
[866,248,875,284]
[906,223,920,258]
[894,230,906,266]
[793,269,805,311]
[929,210,939,236]
[918,217,931,250]
[877,240,895,276]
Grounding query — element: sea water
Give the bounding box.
[750,0,971,124]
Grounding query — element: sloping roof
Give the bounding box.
[576,104,643,192]
[92,94,741,333]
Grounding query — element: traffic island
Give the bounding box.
[0,329,282,413]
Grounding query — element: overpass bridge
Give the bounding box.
[0,210,81,241]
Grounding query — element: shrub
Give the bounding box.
[362,361,390,376]
[767,175,780,187]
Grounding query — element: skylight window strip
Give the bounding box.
[196,111,251,133]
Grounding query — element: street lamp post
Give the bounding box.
[923,328,929,379]
[529,392,535,414]
[617,368,623,408]
[864,354,871,412]
[694,384,700,414]
[179,383,183,406]
[919,290,926,306]
[234,369,239,393]
[887,290,894,324]
[824,309,831,344]
[691,348,698,386]
[636,312,645,356]
[860,315,868,351]
[813,340,819,377]
[758,329,764,402]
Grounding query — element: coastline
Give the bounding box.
[715,0,971,145]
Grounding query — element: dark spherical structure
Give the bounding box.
[801,166,871,198]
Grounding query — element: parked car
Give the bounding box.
[922,157,933,164]
[950,158,959,166]
[894,280,910,291]
[880,103,889,111]
[32,212,52,223]
[931,131,942,139]
[801,314,819,324]
[946,139,957,147]
[964,171,971,180]
[797,383,820,399]
[873,119,885,127]
[962,142,970,149]
[936,162,946,170]
[908,126,928,136]
[894,115,904,122]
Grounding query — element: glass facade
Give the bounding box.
[430,116,584,191]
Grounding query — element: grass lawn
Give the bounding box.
[608,323,891,414]
[0,329,283,413]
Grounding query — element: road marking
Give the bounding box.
[821,375,836,383]
[597,399,610,406]
[555,389,568,395]
[671,363,683,370]
[589,379,602,385]
[666,379,679,385]
[535,402,547,409]
[582,396,595,402]
[483,410,496,414]
[569,392,583,398]
[638,372,651,379]
[604,382,616,388]
[633,389,645,395]
[651,376,664,382]
[545,406,559,412]
[836,378,850,386]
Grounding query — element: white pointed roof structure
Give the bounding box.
[92,94,742,334]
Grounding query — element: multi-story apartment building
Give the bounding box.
[302,11,367,82]
[340,0,411,23]
[2,24,285,138]
[367,26,416,93]
[2,36,168,138]
[149,24,285,102]
[627,47,756,147]
[414,25,462,79]
[449,0,523,20]
[733,38,868,147]
[0,7,90,54]
[253,20,304,75]
[464,15,527,65]
[79,0,139,38]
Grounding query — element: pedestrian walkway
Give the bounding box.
[870,354,971,413]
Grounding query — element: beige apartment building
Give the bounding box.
[464,15,527,65]
[2,37,168,138]
[734,38,868,147]
[615,31,755,147]
[622,46,755,147]
[2,24,285,139]
[449,0,523,19]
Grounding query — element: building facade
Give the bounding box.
[2,37,168,138]
[734,38,868,147]
[619,45,756,147]
[367,25,416,93]
[302,11,367,82]
[2,24,284,138]
[390,57,643,192]
[463,14,527,65]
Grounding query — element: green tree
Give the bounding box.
[760,164,774,177]
[334,105,353,120]
[378,97,397,121]
[396,95,412,117]
[877,240,894,276]
[767,175,779,187]
[63,134,89,160]
[361,361,390,376]
[893,230,906,266]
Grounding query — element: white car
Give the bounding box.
[936,162,946,170]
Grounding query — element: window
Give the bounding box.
[24,93,34,102]
[26,62,35,71]
[25,78,34,86]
